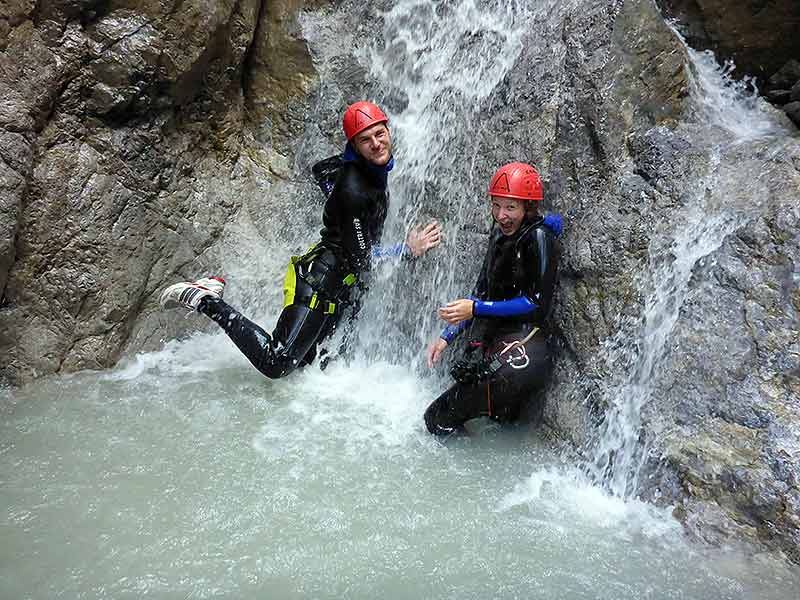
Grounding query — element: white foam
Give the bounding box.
[102,330,248,381]
[498,466,680,540]
[251,358,438,456]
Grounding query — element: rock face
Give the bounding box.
[657,0,800,126]
[1,0,798,567]
[545,10,799,564]
[542,1,799,562]
[0,0,320,381]
[627,135,800,562]
[656,0,800,84]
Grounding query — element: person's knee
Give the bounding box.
[257,354,298,379]
[424,399,462,436]
[424,404,441,435]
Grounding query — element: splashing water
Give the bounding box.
[4,346,798,598]
[367,0,528,172]
[687,49,784,141]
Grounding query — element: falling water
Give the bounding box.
[586,40,793,498]
[349,0,536,364]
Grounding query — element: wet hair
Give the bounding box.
[525,201,540,218]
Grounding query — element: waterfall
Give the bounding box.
[345,0,533,365]
[585,38,791,499]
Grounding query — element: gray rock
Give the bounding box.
[644,190,800,556]
[766,89,792,105]
[0,0,290,381]
[769,59,800,90]
[785,101,800,127]
[791,80,800,103]
[657,1,800,84]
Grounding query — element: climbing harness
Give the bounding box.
[283,244,357,315]
[450,327,539,385]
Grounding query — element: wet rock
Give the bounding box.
[0,128,33,309]
[769,60,800,90]
[244,0,322,151]
[791,81,800,103]
[633,156,800,561]
[765,89,791,106]
[785,102,800,127]
[0,162,23,303]
[657,1,800,84]
[0,0,323,383]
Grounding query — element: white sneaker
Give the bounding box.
[159,276,226,311]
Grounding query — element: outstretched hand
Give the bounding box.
[438,299,474,325]
[406,221,442,257]
[426,337,449,368]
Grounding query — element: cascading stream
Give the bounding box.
[350,0,536,365]
[585,40,793,498]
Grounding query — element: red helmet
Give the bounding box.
[488,162,543,201]
[342,101,389,140]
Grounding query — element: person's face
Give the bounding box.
[491,196,526,236]
[352,122,392,166]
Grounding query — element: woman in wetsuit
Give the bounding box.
[424,162,560,435]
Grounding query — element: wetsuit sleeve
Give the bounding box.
[473,295,538,318]
[371,242,409,260]
[312,155,343,199]
[440,321,467,343]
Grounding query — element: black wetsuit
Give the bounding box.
[199,150,391,379]
[424,216,558,434]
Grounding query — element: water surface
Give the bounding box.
[2,335,798,598]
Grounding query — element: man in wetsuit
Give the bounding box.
[424,162,560,434]
[159,101,441,378]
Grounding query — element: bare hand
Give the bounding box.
[406,221,442,257]
[438,299,474,325]
[426,337,449,368]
